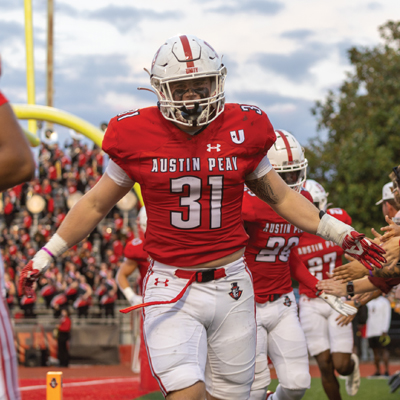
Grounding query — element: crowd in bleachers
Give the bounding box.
[1,130,139,319]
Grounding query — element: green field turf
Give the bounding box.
[134,378,396,399]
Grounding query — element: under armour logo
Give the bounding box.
[207,144,221,152]
[154,278,169,287]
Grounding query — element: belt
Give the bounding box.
[264,294,282,302]
[120,267,226,314]
[175,267,226,282]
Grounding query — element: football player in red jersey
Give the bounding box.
[245,132,356,400]
[116,207,159,392]
[0,56,36,400]
[19,35,384,400]
[295,179,361,399]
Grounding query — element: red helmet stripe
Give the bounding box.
[179,35,195,68]
[276,130,293,162]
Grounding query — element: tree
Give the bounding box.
[307,20,400,233]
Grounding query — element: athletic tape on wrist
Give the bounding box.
[42,233,69,258]
[122,286,135,303]
[316,213,352,246]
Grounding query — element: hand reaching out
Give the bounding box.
[341,231,385,270]
[336,304,357,326]
[380,215,400,242]
[332,254,368,283]
[316,278,346,297]
[381,236,400,268]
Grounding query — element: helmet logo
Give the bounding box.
[207,144,221,152]
[230,130,245,144]
[186,67,198,74]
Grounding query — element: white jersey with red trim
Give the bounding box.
[103,104,276,267]
[295,208,352,298]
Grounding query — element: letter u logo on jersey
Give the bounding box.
[230,129,245,144]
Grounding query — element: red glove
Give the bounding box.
[18,261,40,298]
[342,231,386,270]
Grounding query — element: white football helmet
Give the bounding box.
[304,179,329,211]
[137,206,147,237]
[268,129,308,192]
[150,34,227,127]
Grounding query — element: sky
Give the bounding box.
[1,0,400,146]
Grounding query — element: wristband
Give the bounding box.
[42,233,69,258]
[369,269,374,277]
[122,286,135,303]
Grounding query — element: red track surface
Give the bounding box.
[19,362,400,400]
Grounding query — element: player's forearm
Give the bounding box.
[246,170,320,234]
[354,277,378,294]
[56,195,109,248]
[289,252,318,292]
[116,267,131,290]
[0,102,35,190]
[56,174,130,248]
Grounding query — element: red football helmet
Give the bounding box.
[150,34,227,127]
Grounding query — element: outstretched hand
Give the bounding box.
[380,215,400,242]
[316,278,346,297]
[332,254,368,283]
[336,304,357,326]
[342,231,386,270]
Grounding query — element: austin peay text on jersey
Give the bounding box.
[151,156,238,173]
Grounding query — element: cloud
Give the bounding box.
[366,2,382,10]
[55,2,80,17]
[0,21,25,46]
[281,29,314,41]
[86,6,180,33]
[253,43,329,82]
[208,0,284,15]
[0,0,22,10]
[230,89,317,144]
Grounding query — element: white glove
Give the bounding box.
[320,293,358,316]
[122,286,142,306]
[131,294,143,306]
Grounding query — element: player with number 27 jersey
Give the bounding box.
[103,103,276,267]
[295,207,352,298]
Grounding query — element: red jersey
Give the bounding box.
[0,92,8,106]
[242,187,313,302]
[123,238,151,289]
[103,104,276,267]
[295,207,352,298]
